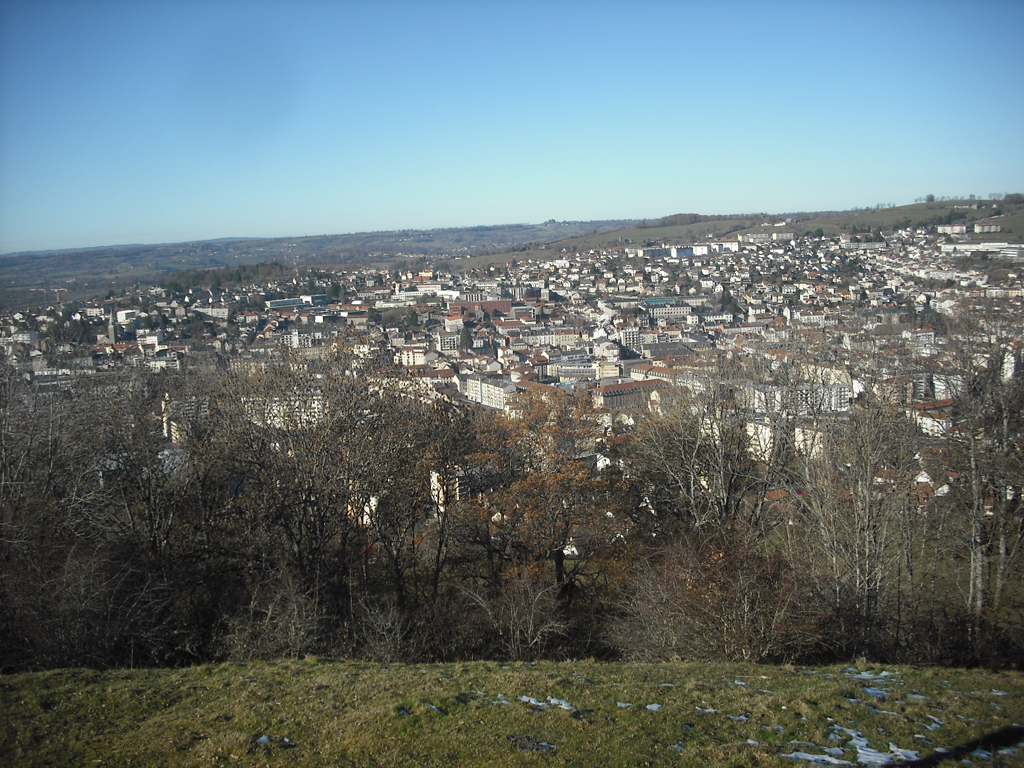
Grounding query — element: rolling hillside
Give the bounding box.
[0,220,633,306]
[540,198,1023,255]
[2,197,1021,308]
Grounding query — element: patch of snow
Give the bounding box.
[546,696,575,711]
[781,751,852,764]
[854,744,894,764]
[889,744,919,760]
[516,696,548,708]
[846,670,898,682]
[829,725,919,766]
[866,706,902,717]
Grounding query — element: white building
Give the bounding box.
[462,375,517,410]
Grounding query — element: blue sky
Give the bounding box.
[1,0,1022,253]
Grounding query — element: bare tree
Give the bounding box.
[464,570,567,661]
[928,310,1024,652]
[625,383,762,536]
[788,404,919,657]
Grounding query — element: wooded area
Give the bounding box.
[1,322,1022,671]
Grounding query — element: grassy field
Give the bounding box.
[1,660,1021,767]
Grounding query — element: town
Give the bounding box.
[6,208,1022,448]
[2,202,1022,673]
[3,2,1023,762]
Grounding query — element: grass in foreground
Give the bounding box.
[1,660,1022,767]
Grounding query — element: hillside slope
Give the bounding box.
[544,198,1023,254]
[0,220,633,306]
[2,660,1021,767]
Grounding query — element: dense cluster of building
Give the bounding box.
[3,224,1022,445]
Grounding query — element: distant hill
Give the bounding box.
[0,220,634,307]
[2,197,1021,308]
[546,198,1023,254]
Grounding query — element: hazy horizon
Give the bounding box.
[2,0,1022,254]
